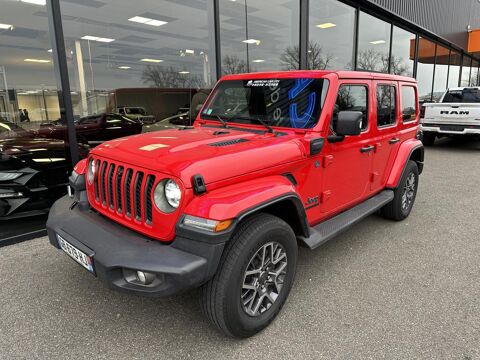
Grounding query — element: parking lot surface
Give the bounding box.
[1,137,479,360]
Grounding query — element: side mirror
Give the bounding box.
[335,111,363,136]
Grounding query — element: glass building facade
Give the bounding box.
[1,0,480,240]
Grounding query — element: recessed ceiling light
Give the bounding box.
[178,71,190,74]
[369,40,386,45]
[242,39,261,45]
[47,48,52,53]
[252,59,265,63]
[81,35,115,43]
[0,23,13,30]
[24,58,50,63]
[128,16,168,27]
[316,22,336,29]
[118,66,131,69]
[140,58,163,63]
[20,0,46,5]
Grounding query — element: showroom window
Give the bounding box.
[448,50,461,88]
[376,85,396,127]
[416,37,436,102]
[432,44,449,101]
[219,0,299,74]
[471,60,479,86]
[390,26,416,77]
[356,12,391,73]
[0,0,68,239]
[308,0,356,70]
[59,0,216,137]
[460,56,472,86]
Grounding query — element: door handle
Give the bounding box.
[360,145,375,153]
[389,138,400,144]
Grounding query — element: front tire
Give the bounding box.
[380,160,419,221]
[200,213,298,338]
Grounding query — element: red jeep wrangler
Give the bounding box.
[47,71,424,338]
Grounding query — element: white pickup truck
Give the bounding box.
[420,87,480,145]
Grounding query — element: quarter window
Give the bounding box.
[401,86,417,122]
[376,85,397,127]
[332,85,368,131]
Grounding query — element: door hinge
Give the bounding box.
[323,155,334,168]
[321,190,331,203]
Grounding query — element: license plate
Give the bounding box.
[440,125,464,132]
[57,234,94,273]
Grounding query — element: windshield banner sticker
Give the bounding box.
[246,79,280,87]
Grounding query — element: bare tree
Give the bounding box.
[142,65,204,88]
[355,49,409,75]
[222,55,249,75]
[281,41,334,70]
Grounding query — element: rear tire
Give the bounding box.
[422,132,436,146]
[380,160,419,221]
[200,213,297,338]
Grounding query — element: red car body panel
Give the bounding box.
[83,70,421,243]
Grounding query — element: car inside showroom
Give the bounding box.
[1,0,480,357]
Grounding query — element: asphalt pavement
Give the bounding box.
[1,137,479,359]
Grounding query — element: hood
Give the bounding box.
[91,126,305,187]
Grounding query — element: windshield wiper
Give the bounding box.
[235,115,275,134]
[214,114,229,128]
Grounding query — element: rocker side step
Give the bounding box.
[300,190,394,250]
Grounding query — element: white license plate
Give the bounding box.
[57,234,94,273]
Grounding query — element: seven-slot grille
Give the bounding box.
[93,159,156,225]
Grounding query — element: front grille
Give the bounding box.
[93,159,156,225]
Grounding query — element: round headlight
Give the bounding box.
[153,179,181,213]
[87,158,95,184]
[164,179,181,208]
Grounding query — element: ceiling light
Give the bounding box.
[242,39,261,45]
[140,58,163,63]
[128,16,167,27]
[185,49,195,54]
[81,35,115,43]
[178,71,190,74]
[20,0,46,5]
[118,66,131,69]
[369,40,386,45]
[0,23,13,30]
[47,49,52,53]
[24,58,50,63]
[252,59,264,63]
[316,22,336,29]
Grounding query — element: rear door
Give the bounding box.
[321,80,374,214]
[370,81,399,192]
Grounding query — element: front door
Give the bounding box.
[321,81,374,215]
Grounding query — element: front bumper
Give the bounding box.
[46,195,226,297]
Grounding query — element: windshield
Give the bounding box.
[201,78,329,129]
[443,88,480,103]
[125,108,145,115]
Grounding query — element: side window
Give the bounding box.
[401,86,417,122]
[376,85,397,127]
[332,85,368,131]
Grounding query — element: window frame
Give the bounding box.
[375,83,398,129]
[332,83,370,133]
[400,85,418,123]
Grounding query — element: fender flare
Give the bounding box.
[181,175,309,239]
[386,138,424,189]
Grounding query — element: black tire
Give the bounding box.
[422,132,436,146]
[380,160,419,221]
[200,213,298,338]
